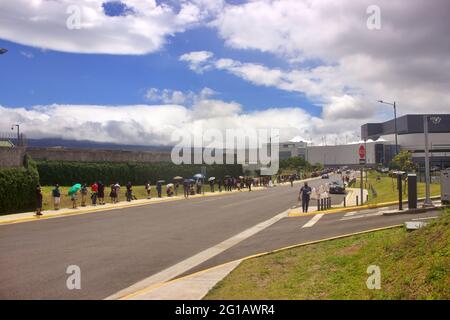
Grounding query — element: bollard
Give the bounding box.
[366,194,369,203]
[320,198,324,211]
[343,196,346,207]
[356,195,359,206]
[328,197,331,209]
[317,199,320,211]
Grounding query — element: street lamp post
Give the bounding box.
[11,124,20,146]
[378,100,398,156]
[423,115,441,207]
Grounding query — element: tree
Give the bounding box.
[392,151,416,173]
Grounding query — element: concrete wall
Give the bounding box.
[26,147,172,163]
[0,147,26,168]
[306,142,379,167]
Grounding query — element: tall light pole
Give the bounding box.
[378,100,398,156]
[423,115,441,207]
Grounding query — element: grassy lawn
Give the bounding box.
[357,171,441,204]
[205,210,450,300]
[39,183,222,211]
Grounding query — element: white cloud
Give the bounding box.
[209,0,450,115]
[0,0,215,54]
[179,51,214,73]
[0,101,330,146]
[144,87,216,105]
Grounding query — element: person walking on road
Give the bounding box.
[299,182,312,213]
[52,184,61,210]
[36,184,43,216]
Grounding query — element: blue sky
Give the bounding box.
[0,0,447,145]
[0,27,316,115]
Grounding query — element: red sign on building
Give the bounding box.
[359,145,366,159]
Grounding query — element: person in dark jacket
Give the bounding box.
[156,182,162,198]
[52,184,61,210]
[36,184,43,216]
[126,182,133,202]
[97,181,105,205]
[298,182,312,213]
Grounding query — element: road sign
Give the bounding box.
[359,158,366,165]
[358,145,366,159]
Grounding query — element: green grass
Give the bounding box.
[358,171,440,204]
[205,211,450,300]
[39,183,223,211]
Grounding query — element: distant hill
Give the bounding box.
[26,138,173,152]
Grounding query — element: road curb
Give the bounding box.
[382,205,448,216]
[288,195,442,217]
[120,224,404,300]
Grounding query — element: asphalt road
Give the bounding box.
[1,174,433,300]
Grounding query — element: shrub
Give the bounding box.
[36,161,243,186]
[0,154,40,214]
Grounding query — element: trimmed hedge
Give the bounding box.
[36,161,243,186]
[0,154,40,214]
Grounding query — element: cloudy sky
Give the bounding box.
[0,0,449,146]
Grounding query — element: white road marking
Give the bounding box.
[343,211,357,217]
[412,216,438,221]
[105,208,289,300]
[302,214,324,228]
[340,212,383,221]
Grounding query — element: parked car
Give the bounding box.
[321,173,329,179]
[329,182,346,194]
[311,172,320,177]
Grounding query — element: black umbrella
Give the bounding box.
[0,48,7,55]
[157,180,166,184]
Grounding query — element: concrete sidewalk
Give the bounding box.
[126,260,242,300]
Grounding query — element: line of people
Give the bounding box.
[36,175,280,215]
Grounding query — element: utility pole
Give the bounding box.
[423,115,441,207]
[11,124,20,146]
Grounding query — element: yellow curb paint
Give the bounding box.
[288,195,441,218]
[118,224,403,300]
[0,188,259,226]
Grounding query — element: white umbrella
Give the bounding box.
[208,177,215,181]
[167,183,174,188]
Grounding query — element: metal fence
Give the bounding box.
[0,132,27,147]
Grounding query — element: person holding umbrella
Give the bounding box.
[156,180,164,198]
[68,183,81,209]
[217,178,222,192]
[173,176,183,196]
[208,177,215,192]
